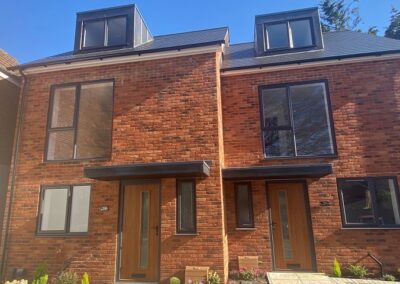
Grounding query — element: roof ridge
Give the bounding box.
[154,26,228,38]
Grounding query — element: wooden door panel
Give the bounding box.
[269,183,313,271]
[120,183,159,282]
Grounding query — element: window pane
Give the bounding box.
[107,17,127,46]
[41,188,68,231]
[69,185,91,232]
[236,184,253,227]
[264,130,294,157]
[47,130,74,160]
[177,181,195,233]
[375,179,400,225]
[83,20,105,48]
[262,88,290,127]
[291,83,334,156]
[341,180,375,225]
[290,20,313,48]
[50,86,76,128]
[139,191,150,268]
[75,82,113,159]
[266,23,289,49]
[278,191,292,259]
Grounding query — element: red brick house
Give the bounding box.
[2,4,400,283]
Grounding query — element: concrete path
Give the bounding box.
[267,272,400,284]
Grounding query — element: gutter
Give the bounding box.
[0,69,26,279]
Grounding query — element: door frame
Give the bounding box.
[116,179,161,283]
[266,179,317,272]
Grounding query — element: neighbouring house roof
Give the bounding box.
[0,49,20,85]
[0,49,18,68]
[12,27,229,70]
[221,31,400,71]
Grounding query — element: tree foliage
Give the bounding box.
[385,7,400,39]
[319,0,377,35]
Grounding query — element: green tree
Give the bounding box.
[319,0,377,35]
[385,7,400,39]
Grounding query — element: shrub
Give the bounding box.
[170,276,180,284]
[32,262,48,284]
[332,257,342,278]
[55,271,79,284]
[81,272,89,284]
[383,274,396,281]
[347,264,369,279]
[207,271,221,284]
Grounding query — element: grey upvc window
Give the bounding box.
[82,16,127,49]
[235,183,254,228]
[176,180,196,234]
[264,18,314,50]
[260,81,335,158]
[38,185,91,235]
[338,177,400,228]
[46,80,113,161]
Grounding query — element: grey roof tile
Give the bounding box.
[16,27,229,69]
[222,31,400,71]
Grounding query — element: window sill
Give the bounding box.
[235,228,256,231]
[43,157,111,164]
[36,232,89,237]
[341,227,400,230]
[262,154,338,161]
[175,233,199,236]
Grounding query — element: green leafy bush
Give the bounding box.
[207,271,220,284]
[55,271,79,284]
[332,257,342,278]
[81,272,89,284]
[32,262,48,284]
[383,274,396,281]
[170,276,180,284]
[347,264,369,279]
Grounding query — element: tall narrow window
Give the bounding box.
[260,81,335,157]
[235,183,254,228]
[338,177,400,228]
[177,180,196,234]
[46,81,113,161]
[38,185,91,235]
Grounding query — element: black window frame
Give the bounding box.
[37,184,92,236]
[176,179,197,234]
[258,80,337,159]
[80,15,129,51]
[338,177,400,229]
[234,182,255,229]
[45,79,114,162]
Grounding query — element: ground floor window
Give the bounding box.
[338,177,400,228]
[235,183,254,228]
[38,184,91,235]
[176,179,196,234]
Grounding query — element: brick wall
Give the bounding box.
[4,52,227,283]
[221,59,400,275]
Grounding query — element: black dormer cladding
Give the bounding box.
[254,7,324,57]
[73,4,153,53]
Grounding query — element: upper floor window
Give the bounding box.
[82,16,127,49]
[260,81,335,158]
[338,177,400,228]
[265,19,313,50]
[46,81,113,161]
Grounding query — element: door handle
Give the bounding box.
[154,225,159,236]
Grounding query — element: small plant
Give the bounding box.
[332,257,342,278]
[383,274,396,281]
[81,272,89,284]
[229,268,266,281]
[5,280,28,284]
[32,262,48,284]
[347,264,369,279]
[55,271,79,284]
[170,276,180,284]
[207,271,221,284]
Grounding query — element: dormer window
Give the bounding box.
[74,5,153,54]
[264,19,313,50]
[82,16,127,49]
[255,8,323,56]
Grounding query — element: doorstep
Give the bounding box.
[267,272,331,284]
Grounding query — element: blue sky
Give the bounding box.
[0,0,399,64]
